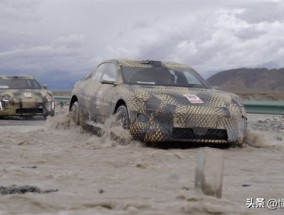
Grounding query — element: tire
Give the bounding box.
[50,110,55,117]
[115,105,130,129]
[70,101,80,125]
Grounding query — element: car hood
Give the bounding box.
[126,85,242,109]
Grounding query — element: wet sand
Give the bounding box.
[0,111,283,215]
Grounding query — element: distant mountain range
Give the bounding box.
[207,68,284,93]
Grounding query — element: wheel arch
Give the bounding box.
[113,99,127,114]
[69,95,78,111]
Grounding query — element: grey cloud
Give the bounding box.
[92,2,284,77]
[0,0,284,89]
[233,27,266,40]
[0,46,80,59]
[236,1,284,24]
[53,34,85,48]
[0,0,40,21]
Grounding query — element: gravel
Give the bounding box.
[0,185,58,195]
[248,115,284,132]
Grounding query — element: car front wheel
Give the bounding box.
[115,105,129,129]
[70,101,82,125]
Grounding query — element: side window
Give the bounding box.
[101,63,117,82]
[183,71,202,85]
[92,64,106,82]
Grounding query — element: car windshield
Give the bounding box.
[0,79,42,89]
[121,66,209,88]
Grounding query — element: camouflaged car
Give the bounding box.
[69,59,247,145]
[0,75,55,119]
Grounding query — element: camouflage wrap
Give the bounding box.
[70,59,247,145]
[124,86,246,144]
[0,76,55,118]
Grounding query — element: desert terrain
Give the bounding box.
[0,108,283,215]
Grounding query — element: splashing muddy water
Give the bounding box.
[0,111,283,214]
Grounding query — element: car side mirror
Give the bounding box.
[43,84,48,89]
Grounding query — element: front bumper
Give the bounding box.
[129,108,247,145]
[0,99,55,117]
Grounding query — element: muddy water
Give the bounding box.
[0,111,283,215]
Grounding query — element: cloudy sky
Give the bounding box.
[0,0,283,90]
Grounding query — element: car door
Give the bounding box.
[79,63,106,121]
[95,62,118,123]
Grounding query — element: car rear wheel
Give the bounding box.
[115,105,129,129]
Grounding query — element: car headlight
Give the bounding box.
[43,95,54,109]
[144,96,161,112]
[45,95,53,102]
[1,94,13,108]
[136,113,149,123]
[231,96,246,117]
[231,96,242,105]
[2,94,11,102]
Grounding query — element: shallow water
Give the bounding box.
[0,112,283,214]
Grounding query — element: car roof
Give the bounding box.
[104,59,193,70]
[0,75,35,80]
